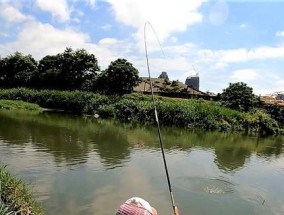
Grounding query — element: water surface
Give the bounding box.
[0,110,283,215]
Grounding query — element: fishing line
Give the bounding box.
[144,22,177,215]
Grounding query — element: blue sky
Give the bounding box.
[0,0,284,95]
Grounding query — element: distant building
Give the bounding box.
[185,73,199,90]
[158,71,169,81]
[260,96,277,104]
[276,93,284,101]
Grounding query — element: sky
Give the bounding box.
[0,0,284,95]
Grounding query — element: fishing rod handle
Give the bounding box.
[174,206,180,215]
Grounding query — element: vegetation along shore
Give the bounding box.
[0,48,284,214]
[0,164,43,215]
[0,48,283,136]
[0,88,283,135]
[0,100,42,112]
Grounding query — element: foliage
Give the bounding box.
[32,55,60,89]
[171,80,179,86]
[0,88,111,114]
[0,89,282,135]
[0,52,37,88]
[0,100,42,112]
[0,164,43,215]
[34,48,99,91]
[263,103,284,126]
[0,202,14,215]
[245,109,280,135]
[96,58,139,95]
[221,82,258,112]
[0,49,143,94]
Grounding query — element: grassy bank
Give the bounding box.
[0,165,43,215]
[0,100,42,112]
[0,88,282,135]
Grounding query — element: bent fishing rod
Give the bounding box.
[144,22,178,215]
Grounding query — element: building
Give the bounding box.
[185,73,199,90]
[276,92,284,101]
[260,96,277,104]
[158,71,169,81]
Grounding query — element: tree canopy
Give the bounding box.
[35,48,99,90]
[221,82,258,112]
[0,52,37,88]
[0,49,141,95]
[96,58,139,95]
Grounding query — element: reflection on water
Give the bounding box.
[0,110,283,215]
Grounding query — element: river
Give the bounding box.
[0,110,283,215]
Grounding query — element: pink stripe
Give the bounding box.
[116,203,152,215]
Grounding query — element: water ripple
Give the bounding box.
[175,176,235,195]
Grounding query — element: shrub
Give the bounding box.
[0,88,281,135]
[0,165,43,215]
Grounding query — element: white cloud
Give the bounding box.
[276,80,284,91]
[231,69,259,81]
[0,32,9,37]
[98,38,118,46]
[73,18,80,23]
[196,46,284,68]
[1,21,89,58]
[87,0,96,7]
[276,31,284,37]
[100,24,112,31]
[240,23,248,28]
[105,0,203,49]
[0,2,33,23]
[0,20,133,69]
[93,38,134,68]
[35,0,70,23]
[170,36,178,43]
[247,46,284,59]
[164,43,197,56]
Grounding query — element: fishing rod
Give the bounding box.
[144,22,178,215]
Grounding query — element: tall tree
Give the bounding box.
[35,48,99,90]
[97,58,139,95]
[32,55,61,89]
[221,82,258,112]
[0,52,37,88]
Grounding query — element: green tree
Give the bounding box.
[0,52,37,88]
[96,58,139,95]
[263,104,284,126]
[34,48,99,90]
[32,55,61,89]
[221,82,258,112]
[171,80,179,87]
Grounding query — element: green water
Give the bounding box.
[0,110,283,215]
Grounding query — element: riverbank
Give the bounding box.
[0,88,282,135]
[0,99,42,112]
[0,165,43,215]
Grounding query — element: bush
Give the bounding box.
[0,100,42,111]
[263,104,284,126]
[0,165,43,215]
[0,88,281,135]
[221,82,258,112]
[0,88,109,114]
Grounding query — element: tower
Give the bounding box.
[185,73,199,90]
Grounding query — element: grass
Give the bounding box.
[0,164,43,215]
[0,100,42,112]
[0,88,281,135]
[0,202,14,215]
